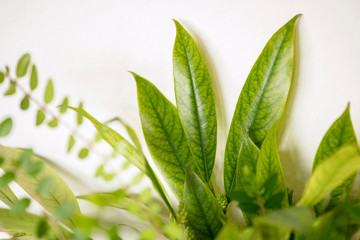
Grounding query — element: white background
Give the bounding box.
[1,0,360,238]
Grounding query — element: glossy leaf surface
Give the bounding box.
[173,20,217,183]
[184,171,225,240]
[224,15,300,194]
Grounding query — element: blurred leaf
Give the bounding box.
[20,95,30,110]
[36,109,45,126]
[77,101,84,125]
[37,177,55,196]
[0,172,15,188]
[140,228,156,240]
[44,79,54,104]
[30,65,38,91]
[55,202,74,221]
[184,171,225,239]
[0,71,4,84]
[78,148,89,159]
[11,198,31,214]
[67,135,76,152]
[16,53,31,78]
[59,96,69,114]
[215,223,242,240]
[298,145,360,206]
[4,81,16,95]
[0,117,13,137]
[0,145,81,229]
[230,190,260,214]
[0,184,18,207]
[132,172,145,185]
[224,15,300,195]
[47,118,58,128]
[36,219,48,238]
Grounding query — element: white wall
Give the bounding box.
[1,0,360,236]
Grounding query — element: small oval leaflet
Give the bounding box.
[0,118,13,137]
[20,95,30,110]
[44,79,54,104]
[16,53,31,78]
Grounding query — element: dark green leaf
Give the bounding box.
[173,20,217,183]
[230,190,260,214]
[0,71,5,84]
[36,109,45,126]
[4,81,16,95]
[312,105,357,214]
[132,72,194,200]
[11,198,31,214]
[264,192,286,209]
[78,148,89,159]
[224,15,300,194]
[59,96,69,114]
[0,118,13,137]
[183,171,225,239]
[47,118,58,128]
[20,95,30,110]
[67,135,75,152]
[16,53,31,78]
[30,65,38,91]
[44,79,54,104]
[77,101,84,125]
[36,219,48,238]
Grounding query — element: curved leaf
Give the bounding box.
[0,145,80,229]
[298,145,360,206]
[224,15,300,194]
[173,20,217,183]
[184,171,225,239]
[312,105,357,214]
[16,54,31,78]
[132,72,194,200]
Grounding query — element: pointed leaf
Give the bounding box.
[132,72,194,199]
[67,135,75,152]
[30,65,38,91]
[312,105,357,214]
[0,118,13,137]
[184,171,225,239]
[16,53,31,78]
[224,15,300,194]
[0,145,81,229]
[44,79,54,104]
[59,97,69,114]
[298,145,360,206]
[173,20,217,183]
[36,110,45,126]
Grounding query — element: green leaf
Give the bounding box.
[37,177,55,196]
[78,148,89,159]
[256,123,288,210]
[30,65,38,91]
[77,101,84,125]
[224,15,300,194]
[183,171,225,239]
[44,79,54,104]
[0,184,18,207]
[55,202,75,221]
[67,106,176,218]
[36,109,45,126]
[11,198,31,214]
[16,53,31,78]
[59,96,69,114]
[215,223,242,240]
[132,72,194,200]
[47,118,58,128]
[67,135,76,152]
[0,71,5,84]
[4,81,16,95]
[0,118,13,137]
[298,145,360,206]
[20,95,30,110]
[312,105,357,214]
[0,172,15,188]
[173,20,217,183]
[0,145,81,229]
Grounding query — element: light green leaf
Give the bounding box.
[67,106,176,218]
[20,95,30,110]
[173,20,217,183]
[11,198,31,214]
[132,72,195,200]
[30,65,38,91]
[44,79,54,104]
[0,118,13,137]
[37,177,55,197]
[4,81,16,96]
[67,135,75,153]
[36,109,45,126]
[77,101,84,125]
[0,145,81,229]
[312,105,357,214]
[224,15,300,194]
[0,71,5,84]
[47,118,58,128]
[215,223,242,240]
[298,145,360,206]
[0,184,18,207]
[184,171,225,240]
[78,148,89,159]
[256,123,288,210]
[59,96,69,114]
[16,53,31,78]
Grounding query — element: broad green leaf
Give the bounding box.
[4,81,16,96]
[0,71,5,84]
[0,145,81,229]
[132,72,194,199]
[298,145,360,206]
[312,105,357,214]
[183,171,225,240]
[30,65,38,91]
[254,206,315,235]
[36,109,45,126]
[20,95,30,110]
[16,53,31,78]
[67,106,176,218]
[44,79,54,104]
[256,123,288,210]
[0,184,18,207]
[173,20,217,183]
[0,118,13,137]
[224,15,300,194]
[59,97,69,114]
